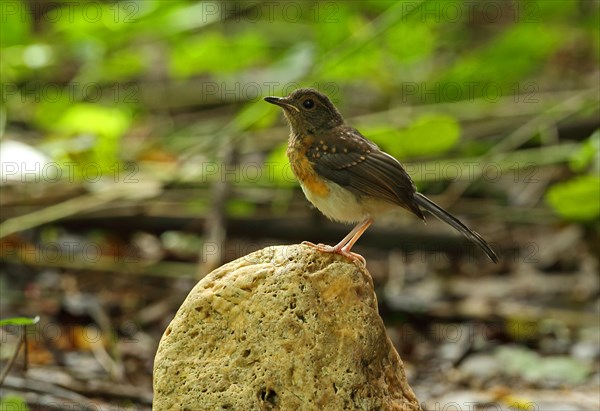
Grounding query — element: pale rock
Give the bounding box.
[153,245,421,411]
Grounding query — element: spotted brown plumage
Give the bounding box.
[307,125,425,220]
[265,88,498,264]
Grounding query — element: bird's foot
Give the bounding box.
[301,241,366,267]
[301,240,326,249]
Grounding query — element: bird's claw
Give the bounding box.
[301,241,366,267]
[301,240,327,248]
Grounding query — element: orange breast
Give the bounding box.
[287,142,330,198]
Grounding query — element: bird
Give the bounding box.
[264,88,498,265]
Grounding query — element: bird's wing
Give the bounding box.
[309,127,424,219]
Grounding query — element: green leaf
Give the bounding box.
[0,316,40,326]
[53,103,132,167]
[545,175,600,221]
[569,130,599,172]
[0,395,29,411]
[55,103,131,140]
[366,114,461,159]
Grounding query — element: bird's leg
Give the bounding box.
[336,217,373,252]
[302,217,373,266]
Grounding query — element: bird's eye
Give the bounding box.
[302,99,315,109]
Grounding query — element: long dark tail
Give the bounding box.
[414,192,498,263]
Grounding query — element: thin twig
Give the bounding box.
[197,140,236,278]
[0,332,24,385]
[0,189,127,239]
[23,330,28,373]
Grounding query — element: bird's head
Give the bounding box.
[264,88,344,136]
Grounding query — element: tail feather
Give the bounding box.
[414,192,498,263]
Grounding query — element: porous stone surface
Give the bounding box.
[153,244,421,411]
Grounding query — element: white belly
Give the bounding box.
[298,179,394,224]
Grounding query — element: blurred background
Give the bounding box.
[1,0,599,409]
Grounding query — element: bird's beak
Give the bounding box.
[264,96,300,112]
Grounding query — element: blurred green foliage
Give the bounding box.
[545,130,600,221]
[545,174,600,222]
[364,114,461,158]
[0,316,39,326]
[263,144,296,188]
[0,395,29,411]
[1,0,598,221]
[569,131,600,173]
[496,345,592,385]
